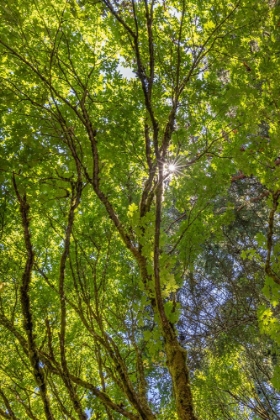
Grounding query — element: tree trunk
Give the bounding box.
[164,331,198,420]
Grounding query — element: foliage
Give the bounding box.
[1,0,280,419]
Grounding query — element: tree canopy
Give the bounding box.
[1,0,280,419]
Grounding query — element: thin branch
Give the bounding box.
[265,190,280,285]
[12,174,54,420]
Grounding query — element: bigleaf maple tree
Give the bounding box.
[1,0,280,419]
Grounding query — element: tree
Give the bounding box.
[0,0,280,419]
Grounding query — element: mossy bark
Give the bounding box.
[165,333,198,420]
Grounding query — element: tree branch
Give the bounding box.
[12,174,54,420]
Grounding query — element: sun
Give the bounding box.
[164,157,185,177]
[168,163,177,173]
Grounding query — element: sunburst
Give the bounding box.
[168,163,177,172]
[164,156,185,177]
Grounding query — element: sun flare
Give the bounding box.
[164,157,185,177]
[168,163,177,172]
